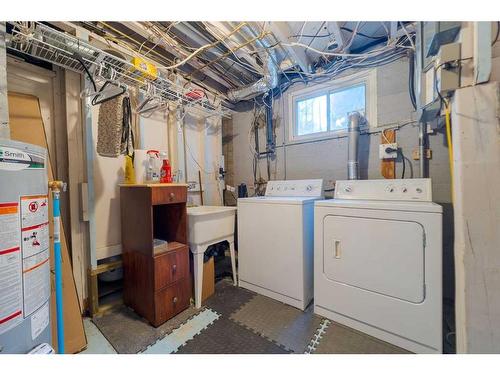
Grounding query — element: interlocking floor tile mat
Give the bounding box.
[229,294,323,353]
[92,304,200,353]
[204,278,255,317]
[142,308,220,354]
[313,322,411,354]
[176,316,290,354]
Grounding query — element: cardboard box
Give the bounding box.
[202,257,215,302]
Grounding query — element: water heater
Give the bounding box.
[0,139,51,354]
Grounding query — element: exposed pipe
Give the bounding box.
[347,112,361,180]
[419,122,428,178]
[49,180,65,354]
[227,51,278,102]
[265,94,275,155]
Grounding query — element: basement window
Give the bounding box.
[289,70,377,142]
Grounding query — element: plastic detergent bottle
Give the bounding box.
[146,150,160,182]
[160,152,172,183]
[124,154,136,184]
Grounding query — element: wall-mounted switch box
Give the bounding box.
[379,143,398,159]
[435,42,461,96]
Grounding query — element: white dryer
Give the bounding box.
[314,179,442,353]
[238,179,324,310]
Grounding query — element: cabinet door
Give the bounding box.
[322,215,425,303]
[154,279,190,325]
[154,247,189,290]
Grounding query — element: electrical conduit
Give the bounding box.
[444,99,454,203]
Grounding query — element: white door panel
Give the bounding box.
[322,215,425,303]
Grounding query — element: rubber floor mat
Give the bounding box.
[313,322,411,354]
[92,304,200,353]
[142,308,220,354]
[204,278,255,317]
[176,316,290,354]
[230,294,323,353]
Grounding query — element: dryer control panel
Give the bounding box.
[334,179,432,201]
[265,179,324,197]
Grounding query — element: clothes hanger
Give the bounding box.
[136,84,167,116]
[91,65,127,106]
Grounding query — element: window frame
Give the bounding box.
[288,69,377,143]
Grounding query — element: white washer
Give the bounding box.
[314,179,442,353]
[238,179,324,310]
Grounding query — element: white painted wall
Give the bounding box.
[452,82,500,353]
[182,111,223,207]
[92,105,223,260]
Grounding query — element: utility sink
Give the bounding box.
[187,205,237,246]
[187,205,237,308]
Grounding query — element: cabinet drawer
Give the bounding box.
[154,246,188,290]
[154,279,190,325]
[152,186,187,205]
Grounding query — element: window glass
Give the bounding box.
[329,84,366,130]
[296,94,327,136]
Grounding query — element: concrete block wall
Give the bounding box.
[230,58,452,203]
[222,117,237,205]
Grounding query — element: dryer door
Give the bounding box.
[322,215,425,303]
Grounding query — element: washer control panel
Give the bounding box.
[334,179,432,201]
[265,179,324,197]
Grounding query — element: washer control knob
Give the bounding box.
[416,187,423,194]
[386,185,395,193]
[344,186,352,193]
[402,187,408,193]
[306,185,313,192]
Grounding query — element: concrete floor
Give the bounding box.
[80,318,116,354]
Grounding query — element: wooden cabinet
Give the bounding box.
[120,184,191,327]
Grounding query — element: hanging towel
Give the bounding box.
[96,95,134,158]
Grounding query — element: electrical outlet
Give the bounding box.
[379,143,398,159]
[412,148,433,160]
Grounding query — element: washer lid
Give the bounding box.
[315,198,443,213]
[238,196,320,205]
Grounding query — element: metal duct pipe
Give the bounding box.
[347,112,361,180]
[227,51,278,102]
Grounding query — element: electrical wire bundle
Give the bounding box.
[264,31,416,103]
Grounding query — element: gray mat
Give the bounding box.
[92,305,199,353]
[176,315,290,354]
[230,294,323,353]
[314,322,411,354]
[204,278,255,317]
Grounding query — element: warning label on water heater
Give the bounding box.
[20,195,49,235]
[22,248,50,317]
[0,202,23,335]
[20,195,50,317]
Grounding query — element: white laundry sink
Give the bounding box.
[187,205,237,246]
[187,205,238,308]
